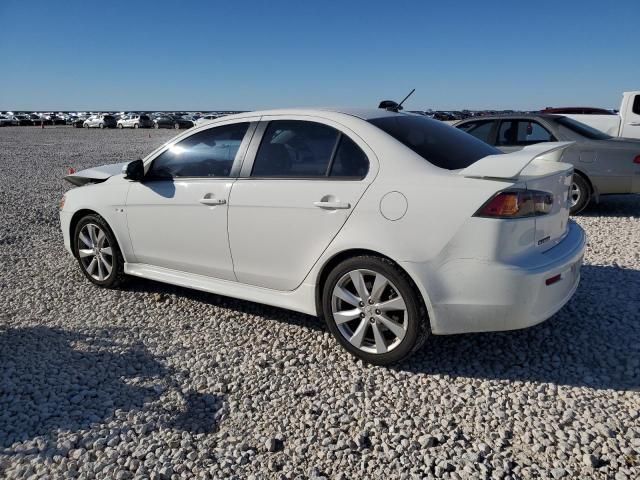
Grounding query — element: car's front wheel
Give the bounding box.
[154,123,160,129]
[322,256,429,365]
[569,173,591,215]
[118,123,124,129]
[134,123,139,129]
[174,123,180,129]
[73,214,125,288]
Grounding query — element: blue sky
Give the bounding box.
[0,0,638,111]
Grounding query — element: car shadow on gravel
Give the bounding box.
[579,194,640,218]
[0,326,224,451]
[396,265,639,392]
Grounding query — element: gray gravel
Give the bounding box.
[1,125,639,479]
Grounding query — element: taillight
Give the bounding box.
[474,189,553,218]
[633,155,640,164]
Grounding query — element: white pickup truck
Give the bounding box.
[560,91,640,138]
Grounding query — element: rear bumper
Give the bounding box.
[403,221,586,335]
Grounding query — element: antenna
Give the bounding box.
[378,89,415,112]
[396,88,415,111]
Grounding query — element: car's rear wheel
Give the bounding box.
[174,123,180,129]
[322,256,428,365]
[73,214,125,288]
[154,123,160,129]
[99,123,104,129]
[569,173,591,215]
[118,123,123,129]
[134,123,139,129]
[83,123,89,128]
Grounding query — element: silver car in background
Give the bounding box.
[83,114,117,129]
[455,114,640,213]
[117,114,154,129]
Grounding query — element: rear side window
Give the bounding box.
[369,115,500,170]
[252,120,339,177]
[148,122,249,178]
[329,135,369,178]
[498,120,554,146]
[456,120,495,144]
[633,95,640,115]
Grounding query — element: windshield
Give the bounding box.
[368,115,501,170]
[554,116,611,140]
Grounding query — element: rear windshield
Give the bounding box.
[368,115,500,170]
[554,116,611,140]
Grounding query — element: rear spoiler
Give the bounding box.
[459,142,574,180]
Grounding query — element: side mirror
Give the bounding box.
[123,159,144,181]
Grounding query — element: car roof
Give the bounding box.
[456,113,562,122]
[213,107,406,123]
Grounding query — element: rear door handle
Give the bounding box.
[199,197,227,206]
[313,201,351,210]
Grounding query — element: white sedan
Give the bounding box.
[60,108,586,364]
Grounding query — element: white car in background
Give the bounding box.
[60,108,585,364]
[117,114,154,129]
[195,114,220,125]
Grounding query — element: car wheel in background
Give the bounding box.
[322,255,429,365]
[569,173,591,215]
[73,214,125,288]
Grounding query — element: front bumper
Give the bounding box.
[403,221,586,335]
[60,211,74,255]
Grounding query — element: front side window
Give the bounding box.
[456,120,495,144]
[369,115,500,170]
[148,122,249,178]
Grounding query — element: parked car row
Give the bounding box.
[0,111,245,128]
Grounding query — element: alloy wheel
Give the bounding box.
[77,223,113,281]
[569,181,581,207]
[331,269,408,354]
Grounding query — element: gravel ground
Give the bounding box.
[0,126,638,479]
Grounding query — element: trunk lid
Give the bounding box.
[460,142,574,252]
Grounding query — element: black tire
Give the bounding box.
[118,123,124,129]
[99,123,104,129]
[322,255,429,365]
[174,123,180,129]
[154,123,160,129]
[73,214,126,288]
[83,123,89,129]
[569,173,591,215]
[134,123,139,129]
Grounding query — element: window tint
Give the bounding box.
[329,135,369,178]
[633,95,640,115]
[368,115,500,170]
[252,121,339,177]
[148,122,249,178]
[457,120,494,144]
[497,120,554,146]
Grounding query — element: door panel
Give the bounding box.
[126,179,235,279]
[621,94,640,138]
[228,179,367,290]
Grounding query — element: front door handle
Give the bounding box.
[313,201,351,210]
[628,122,640,126]
[199,197,226,206]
